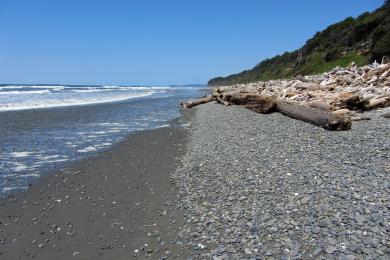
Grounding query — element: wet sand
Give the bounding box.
[0,111,194,259]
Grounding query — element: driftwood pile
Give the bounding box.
[182,62,390,131]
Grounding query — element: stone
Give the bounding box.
[354,214,365,226]
[312,248,322,257]
[325,245,337,254]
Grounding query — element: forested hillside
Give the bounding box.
[209,3,390,86]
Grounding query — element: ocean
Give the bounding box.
[0,84,205,196]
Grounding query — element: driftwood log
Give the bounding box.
[305,100,333,111]
[220,93,276,113]
[181,63,390,131]
[275,100,352,131]
[181,92,352,131]
[180,96,214,108]
[365,96,390,109]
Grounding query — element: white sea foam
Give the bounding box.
[0,85,66,90]
[156,124,170,128]
[0,85,194,92]
[77,146,97,153]
[39,155,61,160]
[8,151,35,158]
[0,90,51,95]
[0,86,25,90]
[11,163,29,172]
[94,131,107,134]
[71,89,113,93]
[1,173,40,178]
[95,122,126,126]
[106,129,122,133]
[0,92,154,111]
[19,173,40,178]
[46,158,68,163]
[2,186,24,192]
[26,85,66,90]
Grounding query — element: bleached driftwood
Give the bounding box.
[181,62,390,131]
[275,100,351,131]
[220,93,276,113]
[182,91,351,131]
[213,62,390,116]
[180,96,214,108]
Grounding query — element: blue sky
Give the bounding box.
[0,0,384,85]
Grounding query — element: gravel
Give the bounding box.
[173,103,390,259]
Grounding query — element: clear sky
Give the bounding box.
[1,0,384,86]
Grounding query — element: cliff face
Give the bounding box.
[208,4,390,86]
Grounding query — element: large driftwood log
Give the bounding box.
[181,96,214,108]
[182,91,352,131]
[222,93,276,113]
[275,100,352,131]
[364,96,390,109]
[305,100,333,111]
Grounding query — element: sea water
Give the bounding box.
[0,84,205,196]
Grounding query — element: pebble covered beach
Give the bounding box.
[173,103,389,259]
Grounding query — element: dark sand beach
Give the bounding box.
[0,111,195,260]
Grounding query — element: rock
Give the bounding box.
[270,226,278,233]
[328,237,338,246]
[361,247,373,255]
[325,245,337,254]
[318,220,328,228]
[354,214,365,226]
[312,248,322,257]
